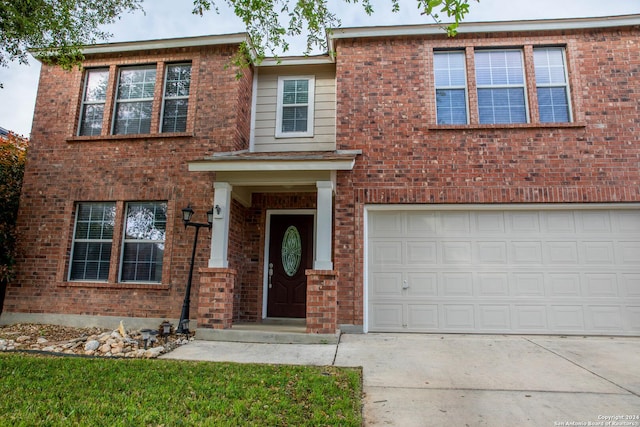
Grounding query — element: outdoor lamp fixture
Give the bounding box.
[160,320,172,343]
[176,204,214,335]
[140,329,152,350]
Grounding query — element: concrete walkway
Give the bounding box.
[162,334,640,426]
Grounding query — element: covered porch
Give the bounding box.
[187,150,359,337]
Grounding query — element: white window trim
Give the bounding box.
[68,202,115,282]
[434,50,470,125]
[160,63,191,133]
[533,47,573,123]
[275,75,315,138]
[78,68,109,136]
[475,49,530,124]
[112,65,157,135]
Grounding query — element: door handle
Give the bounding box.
[402,280,409,290]
[268,263,274,288]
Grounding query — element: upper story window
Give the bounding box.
[432,46,572,126]
[434,51,468,125]
[113,66,157,135]
[475,50,527,124]
[69,202,116,281]
[120,202,167,283]
[275,76,315,137]
[534,47,571,123]
[78,69,109,136]
[161,63,192,133]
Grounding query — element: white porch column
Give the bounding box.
[209,182,232,268]
[314,181,334,270]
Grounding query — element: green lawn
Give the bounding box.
[0,353,362,426]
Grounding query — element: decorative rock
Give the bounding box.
[16,336,30,343]
[36,337,48,344]
[84,340,100,351]
[42,346,57,352]
[99,343,111,354]
[144,347,164,358]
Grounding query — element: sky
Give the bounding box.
[1,0,639,137]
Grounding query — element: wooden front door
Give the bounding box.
[267,214,314,318]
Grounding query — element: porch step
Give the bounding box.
[195,322,340,344]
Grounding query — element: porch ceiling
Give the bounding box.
[188,150,360,206]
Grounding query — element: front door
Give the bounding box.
[267,214,314,318]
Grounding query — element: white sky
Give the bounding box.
[1,0,639,137]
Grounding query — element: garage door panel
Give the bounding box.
[475,211,506,232]
[514,305,548,330]
[478,305,511,330]
[583,242,615,264]
[587,306,624,331]
[477,242,508,263]
[406,272,437,296]
[511,242,543,263]
[442,305,475,329]
[407,241,437,264]
[548,273,582,296]
[442,241,472,264]
[440,273,473,296]
[513,273,545,296]
[549,306,585,331]
[370,272,403,297]
[623,274,640,297]
[544,211,576,233]
[368,208,640,335]
[545,241,579,264]
[477,273,510,296]
[407,304,438,329]
[585,274,619,297]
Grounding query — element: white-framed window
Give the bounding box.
[275,75,315,137]
[120,202,167,283]
[68,202,116,281]
[113,65,157,135]
[434,51,468,124]
[78,69,109,136]
[534,47,571,123]
[161,63,191,133]
[475,50,528,124]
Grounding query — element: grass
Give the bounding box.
[0,353,362,426]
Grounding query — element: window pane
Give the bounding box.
[79,104,104,136]
[478,88,526,124]
[164,64,191,97]
[114,101,153,135]
[534,48,570,123]
[118,67,156,100]
[69,203,115,281]
[282,106,308,132]
[434,51,466,87]
[162,99,189,132]
[436,89,467,124]
[476,50,523,85]
[84,69,109,102]
[538,87,569,123]
[121,202,166,283]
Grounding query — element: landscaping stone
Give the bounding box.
[0,323,193,359]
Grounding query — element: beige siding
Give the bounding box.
[253,64,336,152]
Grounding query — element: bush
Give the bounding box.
[0,131,28,286]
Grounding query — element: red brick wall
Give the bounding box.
[333,26,640,326]
[5,43,253,321]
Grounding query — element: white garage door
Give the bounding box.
[367,207,640,335]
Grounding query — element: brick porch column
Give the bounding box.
[305,270,338,334]
[197,267,236,329]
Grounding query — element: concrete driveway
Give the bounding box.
[163,333,640,426]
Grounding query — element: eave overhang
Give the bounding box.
[188,150,360,172]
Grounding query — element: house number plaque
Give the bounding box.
[282,226,302,276]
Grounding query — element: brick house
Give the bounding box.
[2,15,639,337]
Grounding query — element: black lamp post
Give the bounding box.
[176,204,213,335]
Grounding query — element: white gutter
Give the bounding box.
[79,33,250,55]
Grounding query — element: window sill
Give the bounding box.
[60,281,170,290]
[67,132,194,142]
[428,122,586,130]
